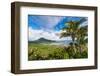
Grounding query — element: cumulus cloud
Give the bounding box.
[28,15,87,41]
[28,15,65,31]
[29,27,71,41]
[29,27,42,41]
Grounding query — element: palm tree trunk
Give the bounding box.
[72,35,75,45]
[79,45,83,54]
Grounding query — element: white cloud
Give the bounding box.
[80,21,88,27]
[29,27,71,41]
[29,27,42,41]
[80,18,88,27]
[39,16,65,30]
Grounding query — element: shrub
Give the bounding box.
[81,51,88,58]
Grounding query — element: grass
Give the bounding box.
[28,43,67,60]
[28,42,88,61]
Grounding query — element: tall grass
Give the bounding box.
[28,43,88,60]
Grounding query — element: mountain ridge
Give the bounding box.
[29,37,56,43]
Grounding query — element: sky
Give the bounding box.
[28,15,88,41]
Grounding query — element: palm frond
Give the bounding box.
[76,18,87,25]
[60,32,70,38]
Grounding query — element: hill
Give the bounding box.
[29,38,56,43]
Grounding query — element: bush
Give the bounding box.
[73,51,82,58]
[28,43,88,60]
[81,51,88,58]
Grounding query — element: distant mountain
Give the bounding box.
[29,38,56,43]
[29,38,72,46]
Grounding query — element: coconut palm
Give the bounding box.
[60,18,87,45]
[60,18,88,55]
[76,26,88,44]
[76,26,88,53]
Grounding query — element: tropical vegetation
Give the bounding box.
[28,18,88,60]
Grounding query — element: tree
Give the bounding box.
[60,18,88,54]
[60,18,87,45]
[76,26,88,53]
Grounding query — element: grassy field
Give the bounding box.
[28,42,88,61]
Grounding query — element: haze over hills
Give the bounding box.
[29,38,56,43]
[29,37,72,46]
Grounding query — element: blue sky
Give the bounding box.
[28,15,87,41]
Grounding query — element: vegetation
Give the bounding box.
[28,18,88,60]
[28,43,87,60]
[60,18,88,58]
[28,43,69,60]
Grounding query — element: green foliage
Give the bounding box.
[65,44,88,59]
[63,53,69,59]
[73,51,88,59]
[28,43,70,60]
[28,18,88,60]
[73,52,82,58]
[28,43,88,60]
[81,51,88,58]
[60,18,88,59]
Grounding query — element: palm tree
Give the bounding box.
[60,18,87,54]
[60,18,87,45]
[76,26,88,53]
[76,26,87,44]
